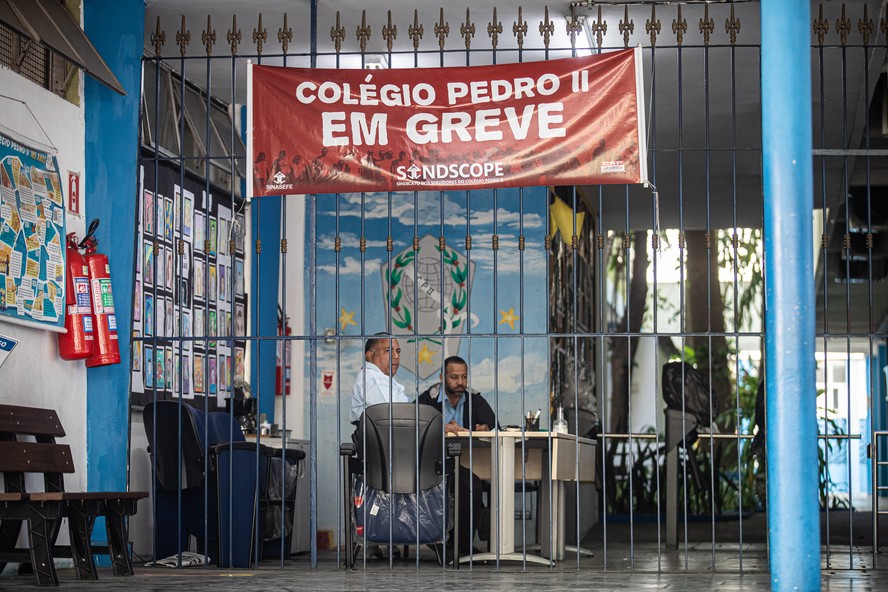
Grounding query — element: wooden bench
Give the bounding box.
[0,404,147,586]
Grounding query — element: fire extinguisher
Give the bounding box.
[275,307,291,396]
[81,219,121,368]
[57,229,94,360]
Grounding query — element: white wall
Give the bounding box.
[0,67,88,491]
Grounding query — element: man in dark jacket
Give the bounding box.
[418,355,496,555]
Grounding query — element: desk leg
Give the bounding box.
[492,435,515,556]
[539,476,565,560]
[462,437,550,566]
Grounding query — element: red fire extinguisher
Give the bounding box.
[58,230,94,360]
[275,308,291,396]
[80,219,121,368]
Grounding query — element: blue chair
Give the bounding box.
[143,401,303,567]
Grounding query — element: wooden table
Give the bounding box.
[449,430,596,563]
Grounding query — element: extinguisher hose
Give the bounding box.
[79,218,100,250]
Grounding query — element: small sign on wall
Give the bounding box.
[68,171,81,215]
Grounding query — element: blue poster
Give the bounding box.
[0,132,66,330]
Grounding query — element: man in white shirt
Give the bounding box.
[349,334,409,423]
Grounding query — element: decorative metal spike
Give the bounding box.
[859,4,874,46]
[672,5,687,46]
[253,14,267,55]
[334,236,342,252]
[435,8,449,50]
[813,4,829,46]
[382,11,397,52]
[151,16,166,57]
[330,12,345,53]
[726,3,742,46]
[836,3,852,46]
[492,234,499,250]
[566,4,582,49]
[386,236,393,252]
[359,236,367,253]
[646,5,661,47]
[513,7,528,50]
[488,8,502,50]
[280,238,288,254]
[700,3,715,46]
[439,235,446,251]
[279,14,293,53]
[357,11,371,53]
[176,16,191,56]
[227,15,242,55]
[202,16,216,55]
[409,9,424,51]
[619,5,635,49]
[539,6,555,50]
[512,6,527,49]
[461,8,475,50]
[591,6,607,49]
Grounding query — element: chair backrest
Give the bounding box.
[356,403,443,494]
[143,401,208,490]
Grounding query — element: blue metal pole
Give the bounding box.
[761,1,820,590]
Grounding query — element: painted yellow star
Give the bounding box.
[417,342,434,365]
[498,308,519,331]
[339,308,357,331]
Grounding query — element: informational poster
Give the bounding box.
[130,156,247,408]
[0,132,66,331]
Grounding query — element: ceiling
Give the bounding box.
[143,0,888,334]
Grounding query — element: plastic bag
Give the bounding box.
[352,478,451,545]
[264,456,300,540]
[661,361,714,427]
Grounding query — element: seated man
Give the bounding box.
[418,355,496,554]
[350,334,409,424]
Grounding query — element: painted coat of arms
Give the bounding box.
[381,234,474,379]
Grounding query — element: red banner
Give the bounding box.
[248,48,647,196]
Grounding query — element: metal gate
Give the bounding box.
[134,0,888,573]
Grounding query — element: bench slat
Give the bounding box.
[0,404,65,438]
[30,491,148,502]
[0,441,74,473]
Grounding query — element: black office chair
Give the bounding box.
[340,403,461,567]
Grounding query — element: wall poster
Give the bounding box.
[130,155,247,408]
[0,131,66,331]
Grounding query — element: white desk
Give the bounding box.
[450,431,596,564]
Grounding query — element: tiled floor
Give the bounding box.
[3,545,888,591]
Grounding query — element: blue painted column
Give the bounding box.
[83,0,144,546]
[761,1,820,589]
[250,196,282,422]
